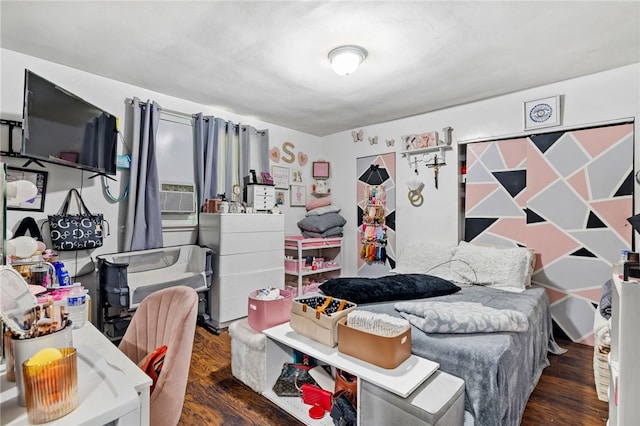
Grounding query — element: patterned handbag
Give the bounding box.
[272,363,317,397]
[48,188,108,251]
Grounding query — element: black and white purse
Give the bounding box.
[48,189,108,251]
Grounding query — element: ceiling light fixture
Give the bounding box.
[328,45,368,76]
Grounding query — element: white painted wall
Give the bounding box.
[2,48,638,281]
[323,64,640,276]
[1,48,321,275]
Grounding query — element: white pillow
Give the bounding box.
[449,242,532,292]
[392,241,457,281]
[306,205,341,216]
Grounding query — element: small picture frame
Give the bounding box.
[291,169,303,183]
[524,95,561,130]
[271,165,290,189]
[290,185,307,207]
[275,191,286,206]
[312,161,330,179]
[6,166,48,212]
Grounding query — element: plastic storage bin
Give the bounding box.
[284,258,304,273]
[247,289,293,332]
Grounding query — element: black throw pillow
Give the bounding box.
[318,274,461,304]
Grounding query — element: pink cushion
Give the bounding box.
[306,197,332,211]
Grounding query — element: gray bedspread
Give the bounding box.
[360,286,552,426]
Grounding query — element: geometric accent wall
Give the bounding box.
[464,123,634,345]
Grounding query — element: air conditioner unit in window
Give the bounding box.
[159,182,195,213]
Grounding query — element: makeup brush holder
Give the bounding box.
[11,326,73,406]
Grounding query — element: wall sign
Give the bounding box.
[271,166,290,189]
[524,95,561,130]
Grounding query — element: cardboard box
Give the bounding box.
[337,318,412,369]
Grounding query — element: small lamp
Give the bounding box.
[328,45,368,76]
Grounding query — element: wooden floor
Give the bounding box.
[179,326,609,426]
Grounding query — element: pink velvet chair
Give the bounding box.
[118,285,199,426]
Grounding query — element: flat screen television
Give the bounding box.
[21,70,118,176]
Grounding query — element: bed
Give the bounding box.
[318,241,559,426]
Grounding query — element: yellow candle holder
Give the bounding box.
[22,347,79,424]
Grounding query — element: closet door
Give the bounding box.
[464,123,634,344]
[356,153,396,277]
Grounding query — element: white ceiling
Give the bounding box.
[1,1,639,137]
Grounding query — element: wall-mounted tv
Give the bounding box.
[21,70,118,176]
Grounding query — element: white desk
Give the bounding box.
[1,323,151,426]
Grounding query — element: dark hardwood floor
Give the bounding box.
[179,326,608,425]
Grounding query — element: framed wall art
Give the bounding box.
[291,169,303,183]
[271,165,290,189]
[312,161,330,179]
[6,166,48,212]
[290,185,306,207]
[524,95,561,130]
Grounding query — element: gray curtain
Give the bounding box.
[192,116,269,204]
[193,113,218,212]
[224,121,237,198]
[240,125,269,185]
[123,97,163,251]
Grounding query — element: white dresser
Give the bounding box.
[246,184,276,211]
[199,213,284,330]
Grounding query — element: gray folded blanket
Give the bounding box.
[599,279,612,319]
[394,301,529,333]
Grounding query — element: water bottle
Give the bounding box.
[52,262,71,287]
[66,287,88,329]
[614,250,629,279]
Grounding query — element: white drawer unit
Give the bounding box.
[246,184,276,211]
[199,213,284,331]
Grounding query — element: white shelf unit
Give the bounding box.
[608,275,640,425]
[262,322,439,426]
[400,145,453,167]
[284,237,342,295]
